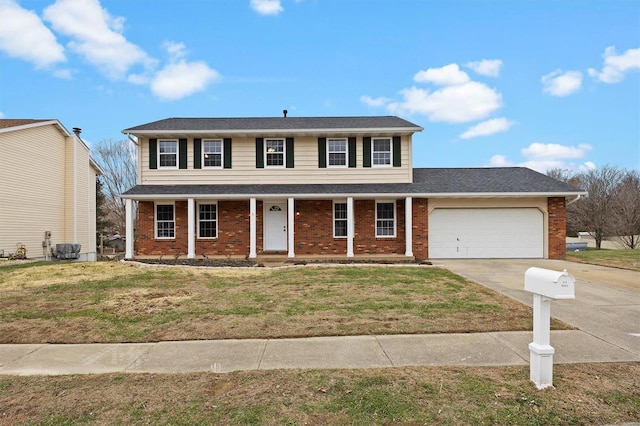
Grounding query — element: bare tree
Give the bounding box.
[568,165,625,249]
[612,170,640,249]
[93,138,137,234]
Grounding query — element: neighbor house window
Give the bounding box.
[334,202,348,238]
[372,138,391,166]
[328,138,347,167]
[158,140,178,168]
[155,203,175,239]
[265,139,285,167]
[203,140,222,168]
[375,201,395,237]
[198,203,217,238]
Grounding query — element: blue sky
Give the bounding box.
[1,0,639,173]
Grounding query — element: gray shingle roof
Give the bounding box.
[122,167,584,198]
[123,116,422,133]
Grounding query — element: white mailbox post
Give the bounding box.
[524,267,575,389]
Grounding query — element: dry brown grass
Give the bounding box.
[0,363,637,425]
[0,262,569,344]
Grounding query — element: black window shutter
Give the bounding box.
[286,138,294,168]
[363,137,372,168]
[256,138,264,168]
[179,139,188,169]
[318,137,327,168]
[149,139,157,169]
[223,138,232,169]
[393,136,401,167]
[193,138,202,169]
[348,137,357,168]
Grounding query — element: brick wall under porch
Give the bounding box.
[135,199,429,259]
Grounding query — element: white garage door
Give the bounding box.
[429,208,544,259]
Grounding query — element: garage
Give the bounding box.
[429,208,544,259]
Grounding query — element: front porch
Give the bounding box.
[124,197,429,261]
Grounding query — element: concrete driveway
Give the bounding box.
[438,259,639,358]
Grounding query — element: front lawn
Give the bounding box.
[0,262,566,344]
[566,248,640,271]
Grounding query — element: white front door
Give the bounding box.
[264,203,287,251]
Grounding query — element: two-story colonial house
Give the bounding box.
[121,115,585,261]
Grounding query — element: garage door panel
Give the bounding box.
[429,208,543,259]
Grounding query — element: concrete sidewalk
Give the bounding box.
[1,330,637,376]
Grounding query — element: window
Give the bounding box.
[158,140,178,168]
[328,138,347,167]
[334,202,348,238]
[265,139,284,167]
[376,201,395,237]
[198,203,217,238]
[156,204,175,239]
[203,140,222,168]
[372,138,391,166]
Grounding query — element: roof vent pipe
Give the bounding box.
[283,109,288,118]
[72,127,82,136]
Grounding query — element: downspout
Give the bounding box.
[566,194,581,206]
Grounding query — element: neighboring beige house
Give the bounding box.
[0,119,101,261]
[121,115,586,261]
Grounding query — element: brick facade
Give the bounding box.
[547,197,567,259]
[135,198,428,258]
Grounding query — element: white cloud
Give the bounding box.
[459,117,514,139]
[541,70,583,96]
[489,142,594,173]
[43,0,155,80]
[151,61,220,100]
[0,111,4,118]
[588,46,640,83]
[388,82,502,123]
[250,0,283,15]
[0,0,65,68]
[414,63,470,86]
[360,95,390,107]
[466,59,503,77]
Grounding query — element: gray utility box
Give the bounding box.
[56,244,81,259]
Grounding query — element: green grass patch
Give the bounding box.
[567,248,640,271]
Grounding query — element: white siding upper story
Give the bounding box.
[0,120,99,261]
[137,135,414,185]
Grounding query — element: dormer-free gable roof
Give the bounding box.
[122,116,423,137]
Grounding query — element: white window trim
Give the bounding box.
[264,138,286,168]
[202,139,223,169]
[155,202,176,240]
[375,200,396,238]
[333,200,348,238]
[327,138,348,168]
[372,137,392,168]
[158,139,179,169]
[197,201,218,239]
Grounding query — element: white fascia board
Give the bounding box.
[122,127,424,136]
[121,190,587,201]
[0,119,71,136]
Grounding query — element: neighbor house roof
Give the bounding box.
[122,167,585,199]
[122,116,423,137]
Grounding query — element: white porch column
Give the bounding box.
[125,198,134,259]
[249,198,257,259]
[405,197,413,257]
[347,197,354,258]
[287,197,295,258]
[187,198,195,259]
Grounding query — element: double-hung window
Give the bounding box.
[155,203,175,239]
[158,140,178,168]
[333,202,348,238]
[203,140,222,168]
[375,201,395,237]
[198,203,217,238]
[265,139,284,167]
[328,138,347,167]
[372,138,392,166]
